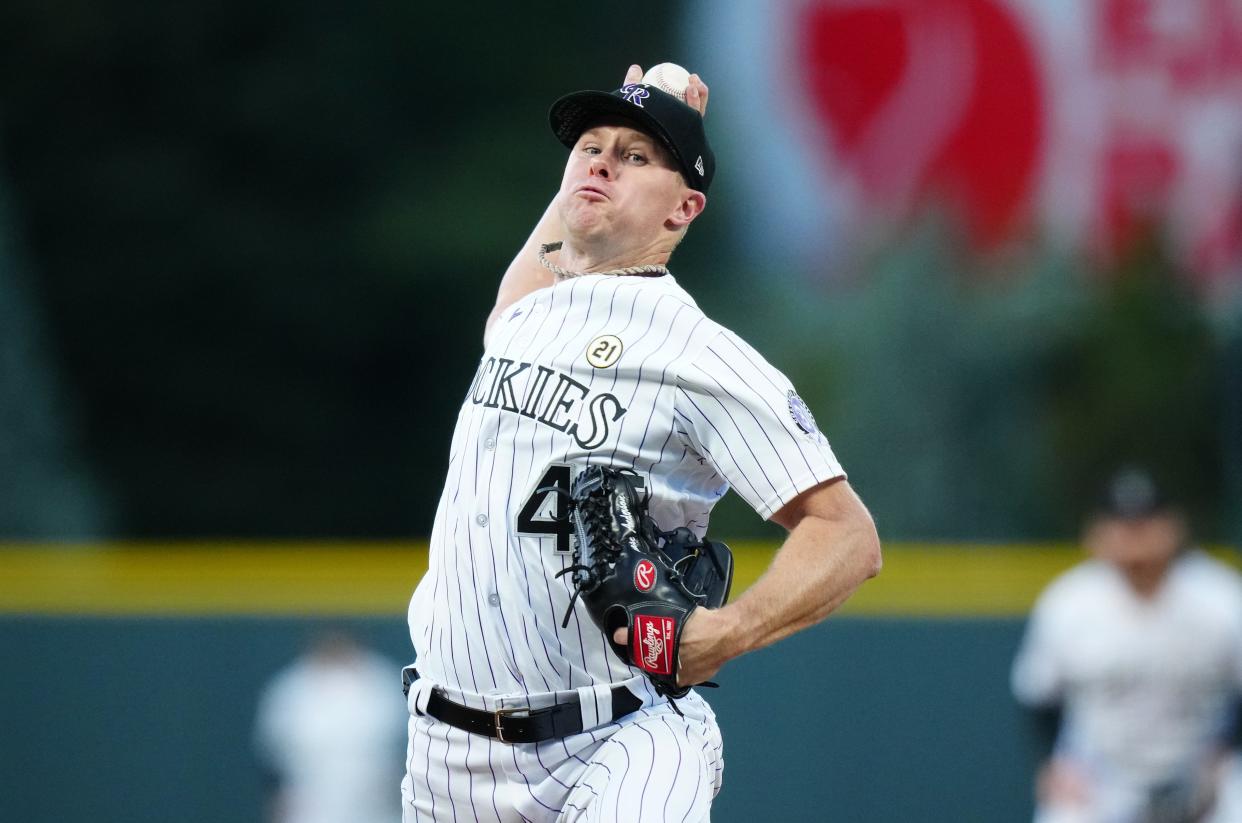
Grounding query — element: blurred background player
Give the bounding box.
[253,628,406,823]
[1011,468,1242,823]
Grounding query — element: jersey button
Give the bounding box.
[487,593,500,607]
[483,438,496,451]
[475,514,488,526]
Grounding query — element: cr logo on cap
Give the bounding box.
[620,84,650,107]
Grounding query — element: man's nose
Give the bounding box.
[588,156,611,179]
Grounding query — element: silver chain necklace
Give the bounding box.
[538,242,670,280]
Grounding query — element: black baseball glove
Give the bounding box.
[556,465,733,699]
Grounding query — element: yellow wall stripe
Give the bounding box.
[0,542,1234,618]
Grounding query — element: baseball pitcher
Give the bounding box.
[400,64,883,822]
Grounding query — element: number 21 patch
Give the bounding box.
[585,334,624,368]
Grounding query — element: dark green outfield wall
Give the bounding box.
[2,617,1037,822]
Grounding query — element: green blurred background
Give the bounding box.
[1,0,1237,543]
[2,0,1241,820]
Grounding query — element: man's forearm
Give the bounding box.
[674,494,880,685]
[484,197,560,345]
[721,503,881,658]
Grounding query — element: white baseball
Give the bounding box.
[641,63,691,104]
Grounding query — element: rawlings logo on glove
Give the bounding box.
[634,560,656,592]
[635,615,675,675]
[556,465,734,700]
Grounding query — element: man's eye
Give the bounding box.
[626,152,647,164]
[583,146,601,155]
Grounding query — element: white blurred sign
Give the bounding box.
[689,0,1242,284]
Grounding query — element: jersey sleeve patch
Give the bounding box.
[672,330,846,521]
[787,391,819,436]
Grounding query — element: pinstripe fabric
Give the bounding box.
[402,690,722,823]
[404,271,841,820]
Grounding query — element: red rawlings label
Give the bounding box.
[634,559,656,592]
[632,614,676,675]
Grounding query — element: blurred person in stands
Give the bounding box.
[1012,467,1242,823]
[254,629,406,823]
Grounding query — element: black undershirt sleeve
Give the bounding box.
[1224,697,1242,749]
[1025,703,1063,761]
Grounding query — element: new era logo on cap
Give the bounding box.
[695,156,705,177]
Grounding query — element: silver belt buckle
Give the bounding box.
[493,706,529,744]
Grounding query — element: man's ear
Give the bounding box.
[668,190,707,229]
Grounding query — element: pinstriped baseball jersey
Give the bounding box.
[1012,550,1242,799]
[407,271,844,696]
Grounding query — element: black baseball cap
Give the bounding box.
[1096,467,1171,519]
[549,82,716,193]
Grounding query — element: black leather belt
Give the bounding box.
[405,669,643,744]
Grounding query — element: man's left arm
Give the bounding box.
[675,478,882,685]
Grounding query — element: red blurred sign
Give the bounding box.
[798,0,1043,247]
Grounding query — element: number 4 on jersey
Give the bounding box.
[516,465,573,553]
[516,465,646,554]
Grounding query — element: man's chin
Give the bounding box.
[562,212,613,243]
